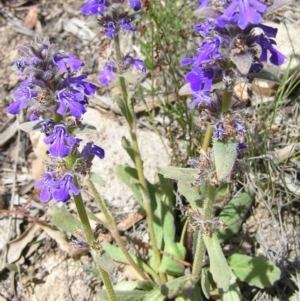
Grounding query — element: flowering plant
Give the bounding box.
[6,0,292,300]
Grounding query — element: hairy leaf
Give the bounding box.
[143,288,165,301]
[102,243,157,281]
[19,120,43,132]
[100,290,148,301]
[159,166,198,182]
[217,192,252,243]
[91,249,115,277]
[48,204,83,235]
[201,268,211,299]
[177,181,202,210]
[203,233,231,291]
[90,172,105,187]
[213,140,237,181]
[160,275,191,299]
[219,270,242,301]
[227,254,281,288]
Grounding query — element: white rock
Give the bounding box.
[79,108,171,208]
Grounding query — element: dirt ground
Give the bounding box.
[0,0,300,300]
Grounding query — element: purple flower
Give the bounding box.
[252,34,286,65]
[62,75,97,95]
[122,55,146,72]
[194,20,215,37]
[189,91,213,109]
[52,173,80,202]
[219,0,267,29]
[44,124,78,157]
[15,57,30,73]
[194,36,223,64]
[98,62,117,86]
[214,122,226,139]
[34,172,55,202]
[233,121,246,136]
[104,21,118,39]
[52,53,84,74]
[40,120,55,134]
[7,82,38,115]
[81,142,105,159]
[128,0,141,11]
[81,0,106,15]
[119,17,136,32]
[56,88,88,118]
[185,66,219,92]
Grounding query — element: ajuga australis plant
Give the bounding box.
[7,0,291,300]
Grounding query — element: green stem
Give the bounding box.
[113,35,162,278]
[221,89,233,113]
[87,178,148,281]
[192,183,216,278]
[73,176,117,301]
[202,126,213,152]
[73,176,95,245]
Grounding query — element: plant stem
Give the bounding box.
[202,125,213,151]
[191,126,216,279]
[191,183,216,278]
[87,178,148,280]
[73,176,117,301]
[221,89,233,113]
[113,35,162,276]
[73,176,95,245]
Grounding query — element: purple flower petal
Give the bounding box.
[52,173,80,203]
[44,124,77,158]
[56,88,87,118]
[7,83,38,115]
[98,62,117,86]
[128,0,141,11]
[34,172,55,202]
[53,53,84,73]
[81,142,105,159]
[81,0,106,15]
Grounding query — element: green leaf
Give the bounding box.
[19,120,43,132]
[90,172,106,187]
[112,280,155,292]
[71,123,97,135]
[100,290,148,301]
[250,69,281,83]
[115,95,134,125]
[143,288,165,301]
[122,71,139,84]
[159,166,198,182]
[177,181,202,210]
[102,243,158,281]
[115,164,144,209]
[219,270,242,301]
[121,136,135,163]
[90,249,115,276]
[227,254,281,288]
[48,204,83,236]
[201,268,211,299]
[203,233,231,291]
[160,275,191,299]
[156,175,186,276]
[115,163,158,213]
[217,193,252,243]
[182,282,203,301]
[213,139,237,181]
